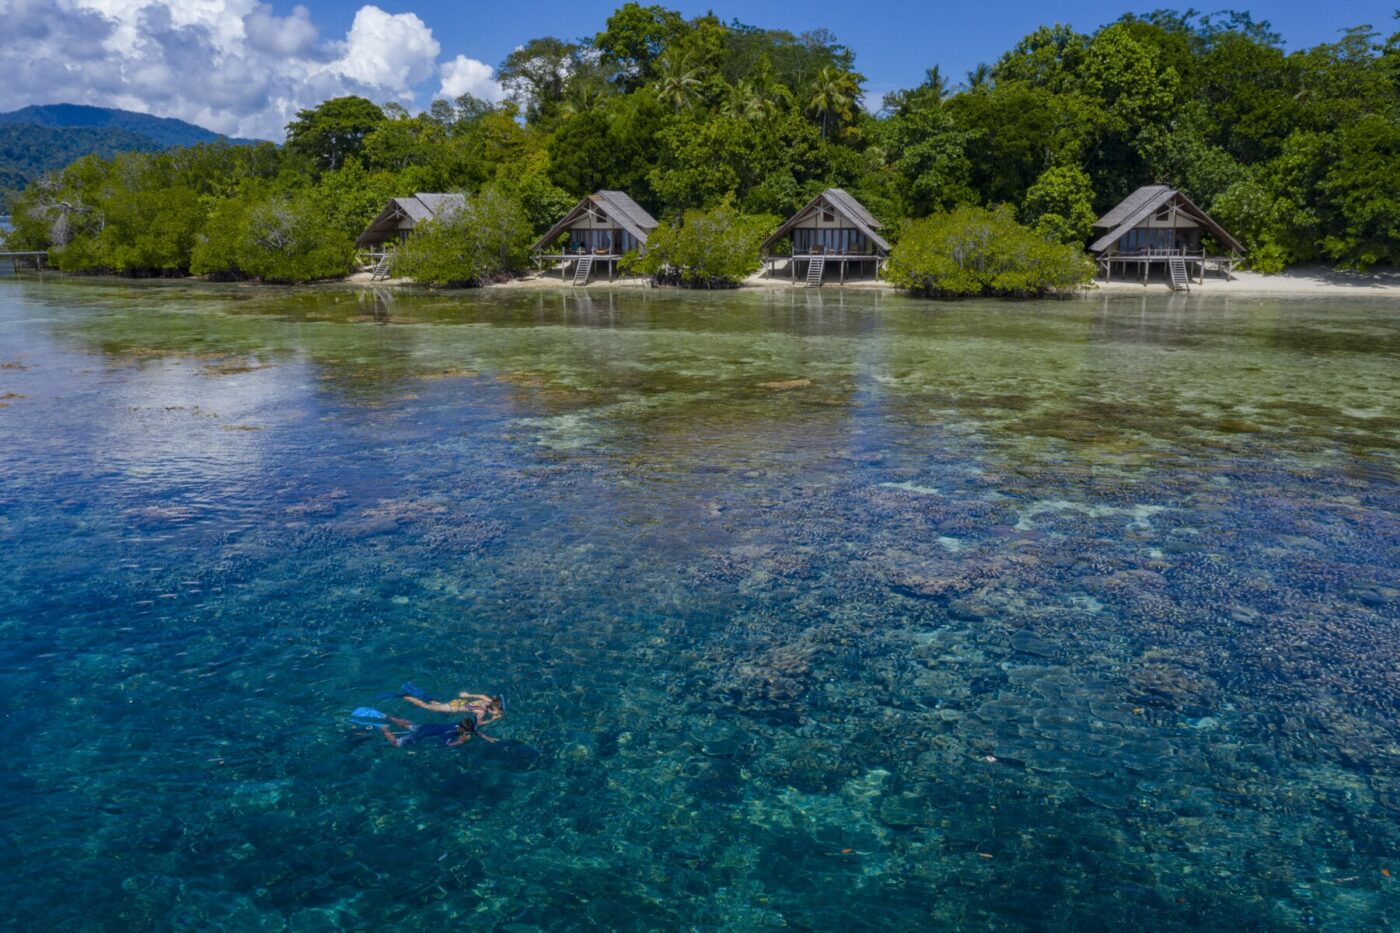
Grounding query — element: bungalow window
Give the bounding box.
[1118,227,1177,252]
[793,228,870,254]
[568,228,618,252]
[820,207,836,224]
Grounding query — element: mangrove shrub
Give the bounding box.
[886,205,1094,298]
[630,204,775,287]
[190,191,351,282]
[394,186,533,286]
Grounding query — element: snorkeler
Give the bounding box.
[398,683,504,727]
[378,713,497,749]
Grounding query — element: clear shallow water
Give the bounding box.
[0,278,1397,931]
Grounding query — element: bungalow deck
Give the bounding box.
[1097,248,1238,285]
[535,253,625,284]
[763,252,885,284]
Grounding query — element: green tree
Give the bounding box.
[886,204,1094,297]
[628,203,775,286]
[395,186,533,286]
[595,3,687,87]
[883,103,974,216]
[947,82,1096,207]
[964,63,992,91]
[809,66,861,138]
[1210,176,1287,272]
[1022,164,1096,244]
[1320,114,1400,268]
[654,51,704,110]
[993,24,1089,91]
[191,189,350,283]
[499,38,583,123]
[548,111,618,196]
[285,97,386,172]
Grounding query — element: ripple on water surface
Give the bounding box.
[0,279,1397,930]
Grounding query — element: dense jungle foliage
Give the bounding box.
[7,5,1399,289]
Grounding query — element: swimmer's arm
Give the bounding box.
[379,726,401,747]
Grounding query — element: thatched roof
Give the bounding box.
[355,193,465,248]
[760,188,890,254]
[531,191,658,252]
[1090,186,1245,255]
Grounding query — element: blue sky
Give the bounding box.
[318,0,1400,104]
[4,1,1395,139]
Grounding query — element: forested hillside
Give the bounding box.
[0,124,164,206]
[0,104,258,212]
[8,5,1398,283]
[0,104,256,149]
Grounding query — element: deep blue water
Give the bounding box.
[0,277,1397,930]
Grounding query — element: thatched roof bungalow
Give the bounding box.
[760,188,889,286]
[1091,185,1245,287]
[532,191,658,285]
[355,193,465,250]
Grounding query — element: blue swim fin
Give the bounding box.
[399,682,436,702]
[349,706,390,728]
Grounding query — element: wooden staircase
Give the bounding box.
[572,255,594,286]
[1167,257,1190,291]
[806,256,825,287]
[370,253,392,281]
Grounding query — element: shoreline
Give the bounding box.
[10,264,1399,301]
[408,264,1400,299]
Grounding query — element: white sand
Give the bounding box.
[347,262,1400,299]
[1089,265,1400,298]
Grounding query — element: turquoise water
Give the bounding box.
[1,277,1397,930]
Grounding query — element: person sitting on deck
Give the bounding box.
[379,714,496,749]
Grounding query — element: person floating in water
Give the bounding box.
[398,683,504,728]
[378,713,497,748]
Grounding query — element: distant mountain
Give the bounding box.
[0,103,265,210]
[0,103,260,149]
[0,123,163,185]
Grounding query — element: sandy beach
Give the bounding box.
[1088,265,1400,298]
[346,262,1400,299]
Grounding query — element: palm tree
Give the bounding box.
[721,80,770,123]
[561,79,609,116]
[923,66,950,100]
[965,63,992,91]
[809,66,860,139]
[655,53,703,111]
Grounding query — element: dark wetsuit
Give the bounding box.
[395,723,465,748]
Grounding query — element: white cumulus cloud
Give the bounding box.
[439,55,504,102]
[328,6,439,89]
[0,0,499,140]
